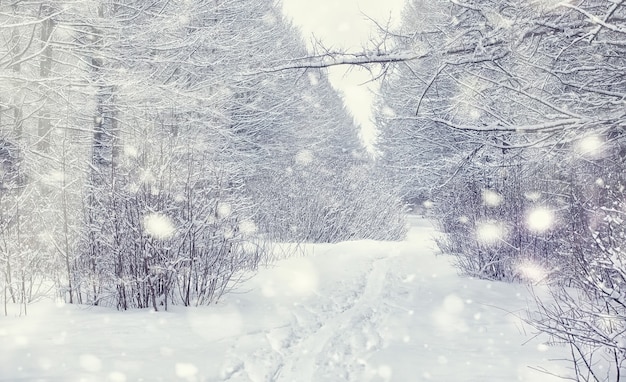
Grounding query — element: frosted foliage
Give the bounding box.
[526,208,554,233]
[217,203,232,219]
[295,149,314,166]
[143,213,176,240]
[482,189,502,207]
[575,135,604,158]
[476,221,505,245]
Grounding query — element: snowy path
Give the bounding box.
[274,254,391,381]
[0,217,570,382]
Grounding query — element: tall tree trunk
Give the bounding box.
[37,3,55,152]
[83,3,120,306]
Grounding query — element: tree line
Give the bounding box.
[0,0,406,313]
[372,0,625,380]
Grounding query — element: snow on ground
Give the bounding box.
[1,217,570,382]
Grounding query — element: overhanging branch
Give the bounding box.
[431,117,592,133]
[243,50,424,75]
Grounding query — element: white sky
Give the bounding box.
[281,0,406,150]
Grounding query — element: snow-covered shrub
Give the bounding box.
[527,130,626,380]
[531,175,626,381]
[252,153,407,244]
[0,138,57,313]
[0,138,23,313]
[73,103,269,310]
[375,2,626,376]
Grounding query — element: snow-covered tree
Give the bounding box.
[1,0,406,312]
[372,0,625,377]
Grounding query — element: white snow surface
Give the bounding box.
[0,217,570,381]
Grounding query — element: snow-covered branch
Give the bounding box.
[243,50,424,75]
[431,117,592,133]
[561,1,626,36]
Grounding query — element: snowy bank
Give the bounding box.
[0,217,570,381]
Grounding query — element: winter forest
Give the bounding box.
[0,0,625,381]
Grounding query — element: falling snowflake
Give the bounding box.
[175,363,198,379]
[443,294,465,314]
[576,135,604,158]
[382,106,396,117]
[124,145,138,158]
[217,203,232,219]
[223,227,234,239]
[378,365,393,381]
[476,221,505,245]
[516,259,548,283]
[79,354,102,373]
[452,75,487,120]
[432,294,468,333]
[526,207,555,233]
[262,12,277,26]
[307,72,319,86]
[108,371,127,382]
[41,170,65,186]
[139,168,156,185]
[482,189,503,207]
[524,191,542,202]
[595,178,605,187]
[484,10,513,29]
[295,149,314,166]
[143,213,176,240]
[238,220,257,235]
